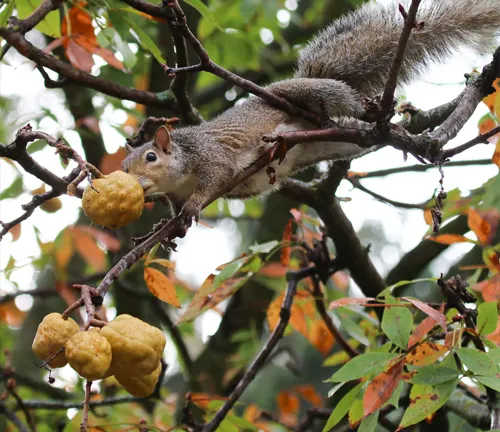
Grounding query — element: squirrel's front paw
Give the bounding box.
[176,202,201,228]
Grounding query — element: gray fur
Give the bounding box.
[296,0,500,95]
[122,0,500,215]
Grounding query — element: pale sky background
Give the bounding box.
[0,0,498,391]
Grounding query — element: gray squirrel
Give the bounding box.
[122,0,500,222]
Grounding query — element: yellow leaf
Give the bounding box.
[405,342,449,366]
[144,267,180,308]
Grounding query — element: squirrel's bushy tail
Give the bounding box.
[295,0,500,95]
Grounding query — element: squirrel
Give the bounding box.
[122,0,500,223]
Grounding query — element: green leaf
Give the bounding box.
[15,0,61,37]
[456,347,498,376]
[327,352,397,383]
[182,0,222,30]
[377,278,438,299]
[322,383,363,432]
[381,304,413,349]
[348,397,364,428]
[27,139,47,154]
[359,411,379,432]
[123,16,166,64]
[0,176,23,200]
[409,365,459,385]
[475,376,500,392]
[477,302,499,336]
[214,258,246,288]
[226,415,258,431]
[248,240,279,253]
[0,0,15,28]
[398,380,458,430]
[487,348,500,365]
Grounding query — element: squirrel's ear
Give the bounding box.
[153,126,172,154]
[125,143,134,154]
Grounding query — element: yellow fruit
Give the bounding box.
[82,171,144,229]
[65,330,112,381]
[32,313,79,368]
[115,362,161,397]
[100,315,166,377]
[40,197,63,213]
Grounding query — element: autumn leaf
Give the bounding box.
[99,148,128,175]
[405,343,449,366]
[8,224,21,242]
[69,226,107,271]
[481,79,500,113]
[144,267,180,308]
[468,208,492,245]
[267,290,312,336]
[178,274,247,323]
[403,298,446,330]
[407,315,438,349]
[0,301,26,327]
[329,297,375,310]
[61,3,125,72]
[471,274,500,303]
[308,319,335,355]
[478,114,499,140]
[493,140,500,168]
[486,320,500,346]
[426,234,474,245]
[363,360,404,417]
[54,229,74,271]
[277,390,300,426]
[281,220,293,267]
[293,384,323,407]
[258,262,287,278]
[55,281,79,307]
[83,226,120,252]
[444,328,463,349]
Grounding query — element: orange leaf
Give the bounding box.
[405,342,449,366]
[468,208,492,245]
[259,262,287,278]
[482,79,500,113]
[144,267,180,308]
[267,290,311,336]
[277,391,300,426]
[478,116,499,139]
[189,393,228,409]
[308,319,335,355]
[99,148,127,175]
[426,234,473,245]
[423,208,433,226]
[55,230,74,271]
[293,384,323,407]
[0,302,26,327]
[363,360,404,417]
[329,297,375,310]
[347,171,368,178]
[486,320,500,346]
[471,274,500,303]
[493,140,500,168]
[281,220,293,267]
[84,226,120,252]
[8,224,21,242]
[407,315,438,349]
[403,298,446,330]
[69,227,106,271]
[55,281,79,308]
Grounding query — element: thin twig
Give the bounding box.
[310,276,359,358]
[0,401,29,432]
[348,177,426,209]
[202,274,301,431]
[80,381,92,432]
[442,125,500,159]
[379,0,422,116]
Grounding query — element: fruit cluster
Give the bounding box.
[32,313,165,397]
[82,171,144,229]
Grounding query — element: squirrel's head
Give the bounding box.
[121,126,174,196]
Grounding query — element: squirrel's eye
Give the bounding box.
[146,152,157,162]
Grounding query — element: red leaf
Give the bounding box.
[329,297,375,310]
[403,298,446,330]
[407,315,437,349]
[363,360,404,417]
